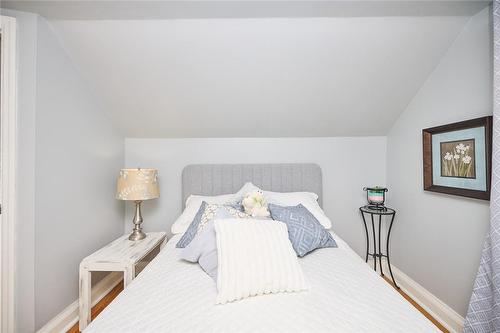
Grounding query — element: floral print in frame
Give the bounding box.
[440,139,476,179]
[423,116,492,200]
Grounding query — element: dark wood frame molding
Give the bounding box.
[422,116,492,201]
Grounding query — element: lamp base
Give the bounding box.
[129,200,147,241]
[129,229,147,241]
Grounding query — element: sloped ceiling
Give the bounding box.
[3,1,488,137]
[0,1,490,19]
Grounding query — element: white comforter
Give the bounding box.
[85,233,439,333]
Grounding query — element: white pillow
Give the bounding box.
[185,193,234,208]
[264,190,318,203]
[171,194,235,234]
[215,219,308,304]
[235,182,317,201]
[266,192,332,229]
[237,182,331,229]
[233,182,261,201]
[172,182,331,234]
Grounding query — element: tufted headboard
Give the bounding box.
[181,164,322,209]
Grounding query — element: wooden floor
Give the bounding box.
[383,277,449,333]
[67,282,124,333]
[68,278,448,333]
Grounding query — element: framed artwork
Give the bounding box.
[422,116,492,200]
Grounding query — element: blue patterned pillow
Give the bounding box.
[176,202,250,248]
[176,202,208,248]
[268,203,337,257]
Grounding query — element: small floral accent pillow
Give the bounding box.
[176,202,250,248]
[242,190,270,218]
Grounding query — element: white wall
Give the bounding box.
[29,17,125,330]
[125,137,386,257]
[0,8,38,333]
[386,7,492,317]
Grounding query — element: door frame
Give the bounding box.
[0,15,18,333]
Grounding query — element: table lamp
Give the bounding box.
[116,168,160,241]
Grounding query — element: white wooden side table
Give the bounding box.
[79,231,167,331]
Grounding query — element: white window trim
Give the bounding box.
[1,15,18,333]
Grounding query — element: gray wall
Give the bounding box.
[33,17,125,329]
[125,137,387,258]
[386,7,492,317]
[0,10,125,330]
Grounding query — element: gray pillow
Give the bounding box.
[268,203,337,257]
[178,208,247,280]
[179,220,218,280]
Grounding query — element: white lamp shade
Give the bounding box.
[116,168,160,201]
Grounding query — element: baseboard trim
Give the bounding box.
[379,261,465,332]
[37,272,122,333]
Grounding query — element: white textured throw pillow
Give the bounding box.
[215,219,308,304]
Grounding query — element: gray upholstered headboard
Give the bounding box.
[182,164,322,208]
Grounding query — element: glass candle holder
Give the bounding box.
[363,187,388,208]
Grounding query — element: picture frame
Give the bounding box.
[422,116,492,200]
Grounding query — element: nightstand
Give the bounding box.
[79,231,167,331]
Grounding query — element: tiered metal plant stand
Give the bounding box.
[359,205,399,289]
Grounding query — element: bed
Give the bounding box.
[85,164,438,332]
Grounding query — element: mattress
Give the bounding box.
[85,233,439,333]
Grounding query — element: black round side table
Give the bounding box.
[359,205,399,289]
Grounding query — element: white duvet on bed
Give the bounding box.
[85,233,439,333]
